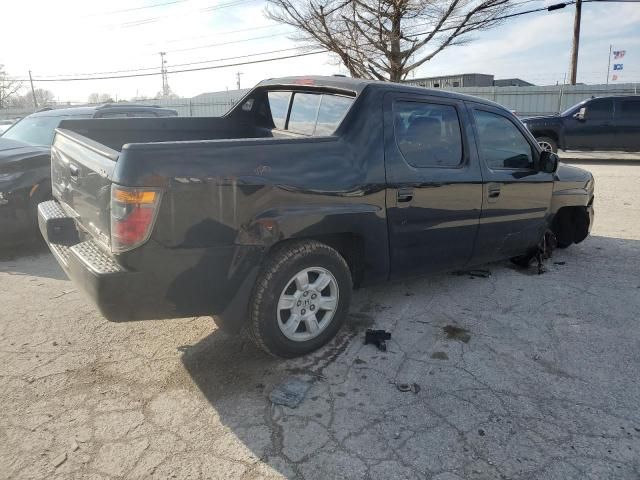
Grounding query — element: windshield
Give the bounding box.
[1,114,91,146]
[561,100,587,117]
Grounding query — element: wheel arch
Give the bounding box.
[266,232,366,287]
[240,204,389,286]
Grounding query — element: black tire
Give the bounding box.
[536,136,558,153]
[248,240,352,358]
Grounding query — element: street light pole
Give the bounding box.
[569,0,582,85]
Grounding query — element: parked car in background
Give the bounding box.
[0,119,17,134]
[0,104,178,245]
[523,95,640,152]
[39,76,594,357]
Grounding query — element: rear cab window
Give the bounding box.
[267,91,291,130]
[266,90,353,136]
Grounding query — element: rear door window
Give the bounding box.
[393,101,463,168]
[619,99,640,119]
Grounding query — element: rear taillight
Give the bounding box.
[110,186,161,253]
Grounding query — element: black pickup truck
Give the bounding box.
[39,76,594,357]
[523,95,640,153]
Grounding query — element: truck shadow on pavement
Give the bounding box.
[178,235,640,479]
[0,241,67,280]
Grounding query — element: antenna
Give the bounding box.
[160,52,170,97]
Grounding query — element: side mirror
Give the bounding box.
[539,150,559,173]
[573,107,586,121]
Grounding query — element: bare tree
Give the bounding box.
[0,65,23,109]
[88,93,115,104]
[266,0,512,82]
[33,89,55,107]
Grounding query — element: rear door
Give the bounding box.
[384,92,483,277]
[564,98,615,150]
[467,103,553,264]
[614,97,640,150]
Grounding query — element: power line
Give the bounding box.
[87,0,193,16]
[167,31,291,53]
[140,23,283,47]
[118,0,258,27]
[17,51,328,82]
[33,47,310,78]
[18,2,590,83]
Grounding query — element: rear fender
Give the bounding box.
[238,203,389,285]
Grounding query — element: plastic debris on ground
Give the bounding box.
[453,269,491,278]
[364,329,391,351]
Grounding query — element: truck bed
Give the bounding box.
[57,116,275,153]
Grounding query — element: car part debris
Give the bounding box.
[554,261,566,265]
[534,230,557,274]
[268,377,312,408]
[453,269,491,278]
[443,325,471,343]
[511,229,557,274]
[364,329,391,351]
[396,382,420,393]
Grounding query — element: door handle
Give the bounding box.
[69,164,79,177]
[397,187,414,204]
[488,184,501,199]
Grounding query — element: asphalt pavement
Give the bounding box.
[1,161,639,480]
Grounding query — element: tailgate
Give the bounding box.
[51,128,119,247]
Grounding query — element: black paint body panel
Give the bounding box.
[40,76,594,328]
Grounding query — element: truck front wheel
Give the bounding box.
[536,136,558,153]
[248,240,352,358]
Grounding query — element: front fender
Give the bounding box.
[550,164,594,214]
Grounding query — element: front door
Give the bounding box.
[615,97,640,150]
[384,93,483,278]
[564,97,615,150]
[467,104,554,265]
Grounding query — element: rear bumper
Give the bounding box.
[38,200,263,327]
[39,200,148,321]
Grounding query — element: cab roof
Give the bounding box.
[258,75,505,110]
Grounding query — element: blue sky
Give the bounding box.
[1,0,639,102]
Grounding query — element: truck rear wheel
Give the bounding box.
[536,136,558,153]
[248,240,352,358]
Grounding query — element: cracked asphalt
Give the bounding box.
[1,161,640,480]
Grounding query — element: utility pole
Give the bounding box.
[606,44,612,85]
[569,0,582,85]
[159,52,170,97]
[28,70,38,109]
[236,72,243,90]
